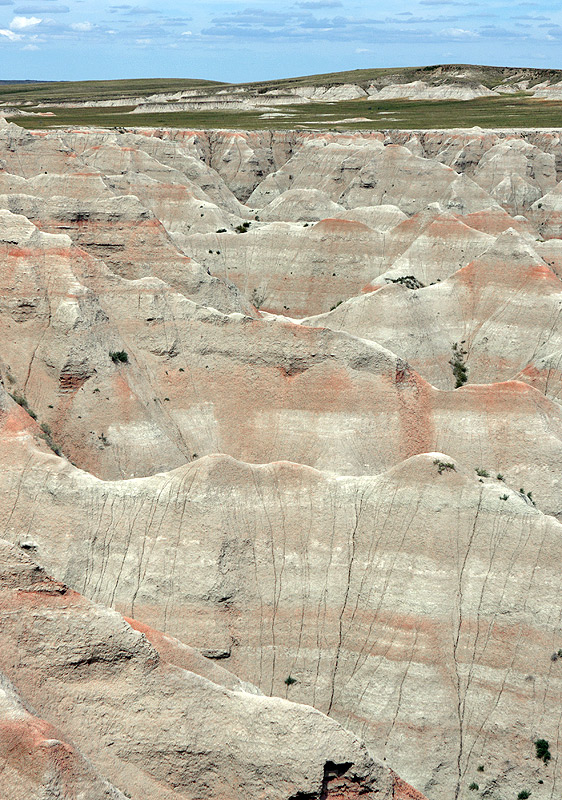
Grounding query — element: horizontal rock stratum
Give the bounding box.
[1,118,562,800]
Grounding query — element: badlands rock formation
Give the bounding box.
[3,118,562,799]
[0,535,414,800]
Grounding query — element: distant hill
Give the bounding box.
[2,64,562,103]
[0,79,47,85]
[4,64,562,131]
[243,63,562,91]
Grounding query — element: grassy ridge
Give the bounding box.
[12,95,562,131]
[4,64,562,130]
[240,64,562,91]
[0,77,223,104]
[3,63,562,105]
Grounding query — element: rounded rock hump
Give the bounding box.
[259,188,345,222]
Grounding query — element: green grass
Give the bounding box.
[0,77,223,105]
[12,94,562,131]
[5,63,562,130]
[241,63,562,91]
[5,63,562,103]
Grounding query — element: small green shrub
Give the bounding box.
[10,392,37,420]
[496,473,504,481]
[450,342,468,388]
[330,300,343,311]
[535,739,551,763]
[500,494,509,501]
[39,430,62,456]
[518,791,530,799]
[250,288,266,309]
[477,765,484,772]
[434,459,456,475]
[469,783,479,791]
[475,468,489,477]
[387,275,424,289]
[11,392,26,408]
[519,488,536,507]
[110,350,128,364]
[284,675,297,686]
[40,422,52,436]
[216,228,227,233]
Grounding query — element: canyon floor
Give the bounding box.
[2,115,562,800]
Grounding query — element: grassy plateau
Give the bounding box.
[3,65,562,130]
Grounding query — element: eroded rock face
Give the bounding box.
[2,122,562,800]
[0,538,410,800]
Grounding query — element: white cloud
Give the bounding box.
[10,15,41,29]
[0,28,21,39]
[70,20,93,31]
[181,29,192,35]
[439,26,478,37]
[22,42,38,48]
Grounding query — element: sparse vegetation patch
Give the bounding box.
[387,275,425,289]
[535,739,551,763]
[449,342,468,388]
[110,350,129,364]
[434,459,456,475]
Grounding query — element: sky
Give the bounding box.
[0,0,562,82]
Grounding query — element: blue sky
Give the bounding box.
[0,0,562,82]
